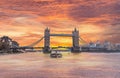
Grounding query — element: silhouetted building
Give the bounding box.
[95,40,101,48]
[0,36,19,53]
[89,42,96,48]
[103,41,112,50]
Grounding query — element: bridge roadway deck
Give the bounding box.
[11,46,72,49]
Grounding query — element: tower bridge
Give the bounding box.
[43,27,80,53]
[17,28,87,53]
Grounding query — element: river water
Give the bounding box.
[0,52,120,78]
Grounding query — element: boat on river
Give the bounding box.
[50,51,62,58]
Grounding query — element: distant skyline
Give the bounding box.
[0,0,120,46]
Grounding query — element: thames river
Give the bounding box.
[0,52,120,78]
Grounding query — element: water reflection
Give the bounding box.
[0,52,120,78]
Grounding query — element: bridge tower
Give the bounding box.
[43,27,51,53]
[72,28,80,52]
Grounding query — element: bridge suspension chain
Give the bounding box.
[28,37,44,47]
[79,37,87,44]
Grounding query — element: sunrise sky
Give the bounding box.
[0,0,120,46]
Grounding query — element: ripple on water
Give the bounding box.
[0,52,120,78]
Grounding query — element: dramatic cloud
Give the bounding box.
[0,0,119,46]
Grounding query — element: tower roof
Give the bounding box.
[45,27,50,31]
[74,28,77,31]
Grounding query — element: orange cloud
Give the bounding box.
[0,0,119,46]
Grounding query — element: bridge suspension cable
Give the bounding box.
[79,37,87,44]
[28,37,44,47]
